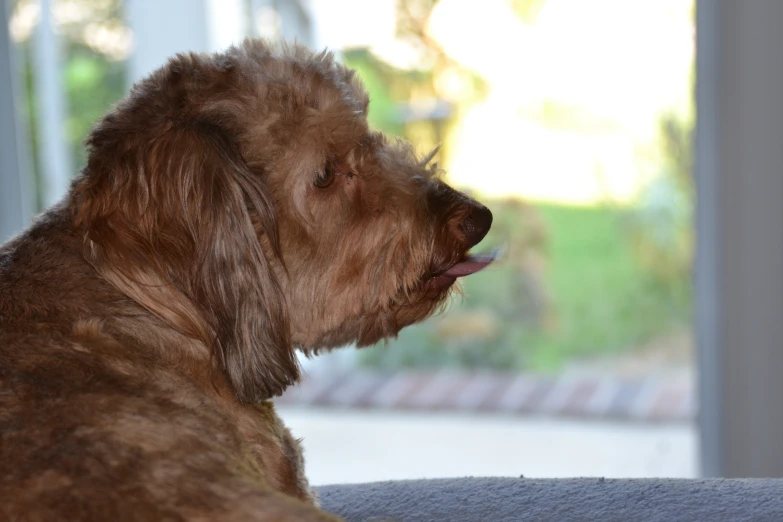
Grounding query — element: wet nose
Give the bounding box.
[460,204,493,247]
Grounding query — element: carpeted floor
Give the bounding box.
[317,477,783,521]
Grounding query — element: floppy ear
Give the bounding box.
[74,121,299,403]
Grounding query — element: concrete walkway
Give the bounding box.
[278,407,697,486]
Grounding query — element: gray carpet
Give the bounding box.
[316,477,783,521]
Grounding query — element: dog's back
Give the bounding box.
[0,209,337,521]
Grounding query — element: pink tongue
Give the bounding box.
[443,251,497,278]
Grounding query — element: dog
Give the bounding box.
[0,40,494,521]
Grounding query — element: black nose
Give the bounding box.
[460,204,493,247]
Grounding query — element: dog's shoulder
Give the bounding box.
[0,205,132,338]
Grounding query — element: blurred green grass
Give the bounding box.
[529,203,690,369]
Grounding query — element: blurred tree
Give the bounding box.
[351,0,554,371]
[627,114,694,285]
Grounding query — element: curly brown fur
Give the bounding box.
[0,40,492,521]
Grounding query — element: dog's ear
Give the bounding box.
[74,121,299,403]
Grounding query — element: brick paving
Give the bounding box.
[276,370,695,422]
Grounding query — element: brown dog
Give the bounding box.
[0,40,494,521]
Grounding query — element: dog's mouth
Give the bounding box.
[427,248,499,291]
[441,250,498,278]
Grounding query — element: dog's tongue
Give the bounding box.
[443,250,498,278]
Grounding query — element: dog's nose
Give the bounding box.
[460,204,493,247]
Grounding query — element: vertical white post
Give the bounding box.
[0,0,35,242]
[33,0,73,207]
[696,0,783,477]
[126,0,209,86]
[126,0,249,87]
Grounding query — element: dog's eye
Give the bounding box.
[314,166,336,188]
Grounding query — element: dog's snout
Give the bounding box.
[460,204,493,247]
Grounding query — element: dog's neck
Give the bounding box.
[0,203,212,364]
[1,205,116,330]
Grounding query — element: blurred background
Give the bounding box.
[1,0,700,483]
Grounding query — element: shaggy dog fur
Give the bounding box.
[0,40,493,521]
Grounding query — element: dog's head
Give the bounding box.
[73,41,493,403]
